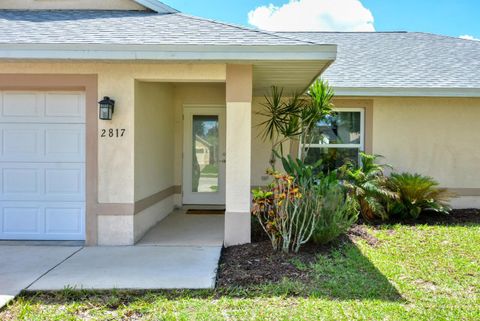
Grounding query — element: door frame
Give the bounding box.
[182,105,226,205]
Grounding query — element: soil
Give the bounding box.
[217,225,375,288]
[217,209,479,288]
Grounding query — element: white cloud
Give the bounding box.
[248,0,375,32]
[460,35,480,41]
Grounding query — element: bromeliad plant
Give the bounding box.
[339,153,399,221]
[387,173,452,219]
[252,170,320,253]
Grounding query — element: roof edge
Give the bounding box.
[334,86,480,98]
[0,43,337,62]
[134,0,178,13]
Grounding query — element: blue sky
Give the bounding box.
[162,0,480,39]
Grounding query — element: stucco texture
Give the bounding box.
[372,97,480,189]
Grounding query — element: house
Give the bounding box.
[0,0,478,247]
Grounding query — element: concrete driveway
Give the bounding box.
[0,246,82,308]
[0,245,221,309]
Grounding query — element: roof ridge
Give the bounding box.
[175,13,319,45]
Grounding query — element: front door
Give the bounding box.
[183,106,226,205]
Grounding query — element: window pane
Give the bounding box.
[307,111,361,145]
[192,115,219,193]
[304,148,360,172]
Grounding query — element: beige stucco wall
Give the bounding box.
[0,0,145,10]
[0,61,226,205]
[251,97,286,187]
[372,97,480,189]
[134,81,175,201]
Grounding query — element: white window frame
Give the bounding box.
[299,107,365,160]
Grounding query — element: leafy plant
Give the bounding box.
[387,173,452,219]
[279,154,323,186]
[312,173,359,244]
[339,153,398,221]
[257,79,335,166]
[252,170,320,253]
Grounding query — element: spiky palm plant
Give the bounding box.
[339,153,398,221]
[387,173,452,219]
[256,79,335,167]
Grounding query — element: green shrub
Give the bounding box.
[312,174,359,244]
[387,173,452,219]
[339,153,398,221]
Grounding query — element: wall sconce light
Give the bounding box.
[99,96,115,120]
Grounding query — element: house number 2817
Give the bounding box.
[101,129,126,138]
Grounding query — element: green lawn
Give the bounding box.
[2,223,479,320]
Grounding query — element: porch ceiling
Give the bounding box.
[252,60,334,96]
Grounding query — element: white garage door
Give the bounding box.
[0,91,86,240]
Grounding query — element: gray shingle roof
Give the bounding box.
[280,32,480,89]
[0,10,313,46]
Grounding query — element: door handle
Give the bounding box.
[220,159,226,163]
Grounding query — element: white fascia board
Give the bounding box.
[0,44,337,62]
[334,86,480,98]
[134,0,179,13]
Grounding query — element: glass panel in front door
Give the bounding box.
[192,115,219,193]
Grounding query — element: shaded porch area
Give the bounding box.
[137,209,224,247]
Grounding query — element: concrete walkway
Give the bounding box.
[0,211,224,309]
[137,210,224,247]
[0,246,82,308]
[29,246,221,291]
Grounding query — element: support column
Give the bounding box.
[224,64,253,247]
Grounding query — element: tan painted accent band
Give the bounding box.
[0,73,98,245]
[134,186,177,214]
[95,204,134,216]
[448,188,480,197]
[226,64,253,103]
[97,186,180,216]
[174,185,182,194]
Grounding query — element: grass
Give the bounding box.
[1,223,479,320]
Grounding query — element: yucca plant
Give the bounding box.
[387,173,452,219]
[339,153,398,221]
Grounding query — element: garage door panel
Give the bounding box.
[0,124,85,162]
[2,167,42,195]
[45,167,84,197]
[1,163,85,202]
[0,90,86,241]
[0,202,85,240]
[45,126,85,161]
[2,207,42,234]
[1,92,43,119]
[45,207,83,235]
[45,93,85,120]
[1,92,85,123]
[2,126,43,159]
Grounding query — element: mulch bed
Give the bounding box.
[216,209,480,288]
[216,225,375,288]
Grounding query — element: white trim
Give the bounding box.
[182,106,226,205]
[134,0,179,13]
[0,44,337,62]
[334,86,480,98]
